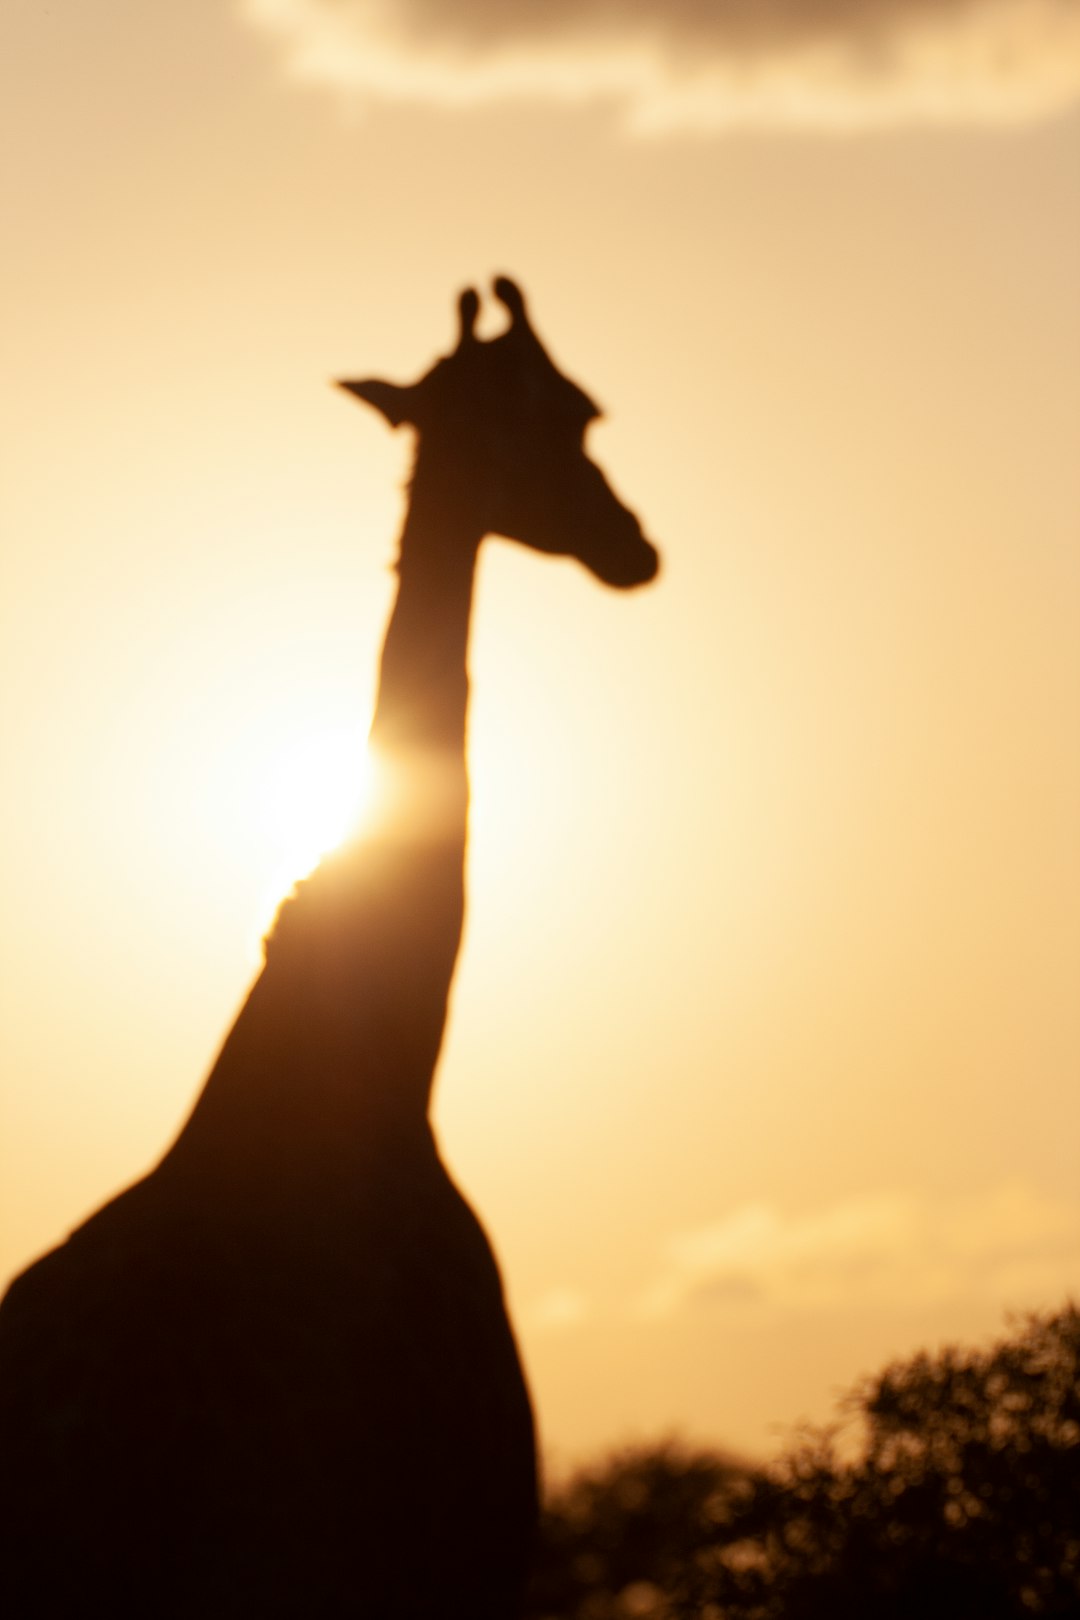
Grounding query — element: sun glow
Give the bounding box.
[257,725,376,906]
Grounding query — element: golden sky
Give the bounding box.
[2,0,1078,1461]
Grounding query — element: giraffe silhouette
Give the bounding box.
[0,278,658,1618]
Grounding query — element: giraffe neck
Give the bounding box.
[158,476,486,1202]
[366,476,482,842]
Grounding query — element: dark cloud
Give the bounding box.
[243,0,1080,128]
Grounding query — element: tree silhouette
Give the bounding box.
[525,1304,1080,1620]
[525,1440,753,1620]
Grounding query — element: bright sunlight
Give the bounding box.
[256,724,375,914]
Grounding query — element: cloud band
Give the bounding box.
[242,0,1080,129]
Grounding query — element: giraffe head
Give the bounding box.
[339,278,659,590]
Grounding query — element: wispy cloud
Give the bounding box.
[242,0,1080,130]
[638,1183,1080,1316]
[527,1287,592,1333]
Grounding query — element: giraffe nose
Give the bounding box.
[575,462,660,590]
[605,534,660,589]
[584,514,659,589]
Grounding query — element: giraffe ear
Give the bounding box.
[336,378,417,428]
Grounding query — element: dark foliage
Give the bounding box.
[525,1440,755,1620]
[525,1304,1080,1619]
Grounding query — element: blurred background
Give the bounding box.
[2,0,1078,1466]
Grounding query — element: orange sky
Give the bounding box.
[2,0,1078,1462]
